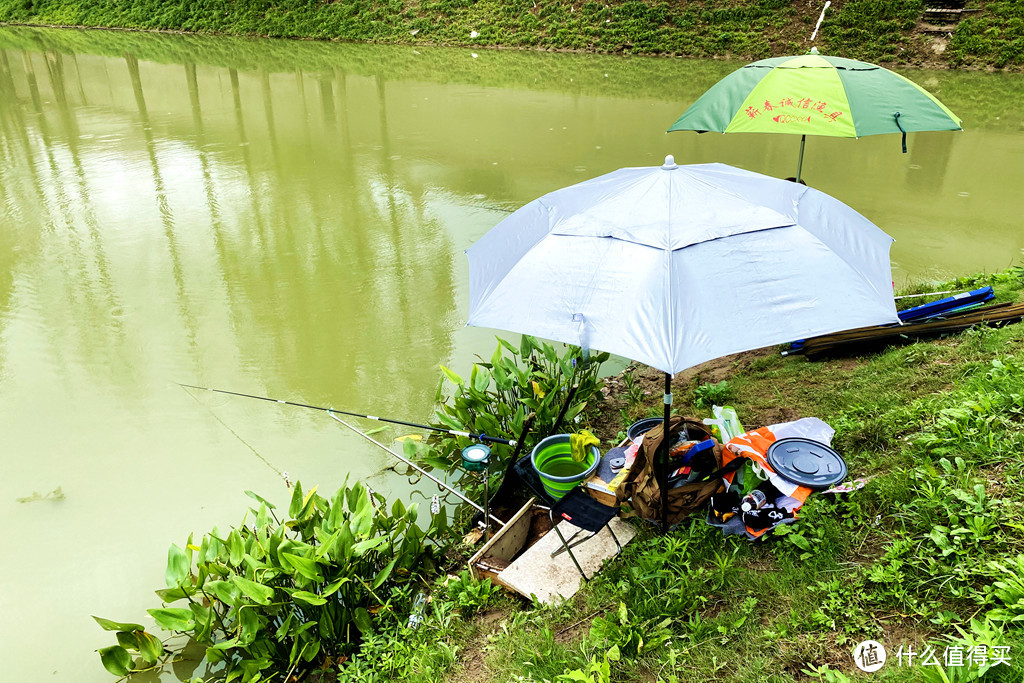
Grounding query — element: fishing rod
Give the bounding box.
[326,412,505,528]
[179,384,516,446]
[179,383,506,527]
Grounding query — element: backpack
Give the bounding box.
[617,416,741,526]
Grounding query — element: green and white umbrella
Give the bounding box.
[668,52,962,182]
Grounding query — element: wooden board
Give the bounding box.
[468,497,535,581]
[496,516,636,604]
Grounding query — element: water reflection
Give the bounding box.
[0,29,465,682]
[0,34,459,411]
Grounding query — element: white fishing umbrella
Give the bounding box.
[467,156,899,528]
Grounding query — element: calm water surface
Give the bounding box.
[0,26,1022,680]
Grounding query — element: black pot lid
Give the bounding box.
[627,418,662,442]
[766,438,847,489]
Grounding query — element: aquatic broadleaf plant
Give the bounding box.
[94,480,449,681]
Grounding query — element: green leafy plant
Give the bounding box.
[93,482,450,681]
[588,602,672,658]
[423,335,607,501]
[444,569,500,616]
[918,619,1013,683]
[988,554,1024,624]
[693,380,733,408]
[556,645,619,683]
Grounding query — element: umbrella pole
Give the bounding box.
[660,372,672,533]
[795,134,806,184]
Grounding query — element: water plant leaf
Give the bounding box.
[281,552,324,583]
[337,523,355,563]
[433,411,464,430]
[238,607,260,646]
[136,630,164,663]
[352,607,373,634]
[204,579,240,607]
[147,607,195,632]
[352,536,387,556]
[292,590,327,606]
[440,365,464,387]
[472,365,491,393]
[321,577,350,597]
[115,630,141,651]
[289,482,304,519]
[351,505,373,538]
[154,585,195,603]
[165,543,190,588]
[98,645,132,676]
[520,334,535,357]
[292,485,319,522]
[244,490,276,510]
[395,433,422,442]
[228,529,245,566]
[422,455,452,470]
[434,373,445,403]
[314,529,341,561]
[93,616,146,632]
[372,556,399,590]
[231,575,274,605]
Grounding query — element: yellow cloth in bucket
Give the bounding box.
[570,430,600,462]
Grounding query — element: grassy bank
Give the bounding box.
[89,269,1024,682]
[1,0,1022,69]
[361,267,1024,683]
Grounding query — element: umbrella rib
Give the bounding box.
[792,225,893,305]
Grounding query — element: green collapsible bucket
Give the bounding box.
[530,434,600,501]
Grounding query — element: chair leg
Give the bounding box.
[550,509,589,580]
[606,524,622,556]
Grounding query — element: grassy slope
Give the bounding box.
[358,267,1024,683]
[0,0,1022,69]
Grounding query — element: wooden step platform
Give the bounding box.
[468,498,637,604]
[497,517,636,604]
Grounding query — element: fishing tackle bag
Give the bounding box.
[616,416,738,526]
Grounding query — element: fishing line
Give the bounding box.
[182,386,285,479]
[179,383,515,446]
[180,382,505,527]
[327,412,505,528]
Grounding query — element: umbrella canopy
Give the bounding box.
[667,53,962,181]
[467,157,899,376]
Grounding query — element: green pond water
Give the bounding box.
[0,25,1022,681]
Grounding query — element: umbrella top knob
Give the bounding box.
[662,155,678,170]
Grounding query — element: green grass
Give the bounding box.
[333,266,1024,682]
[948,1,1024,68]
[0,0,1021,69]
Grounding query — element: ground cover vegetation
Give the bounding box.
[412,266,1024,682]
[1,0,1022,69]
[94,481,455,681]
[99,266,1024,681]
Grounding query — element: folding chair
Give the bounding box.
[549,486,622,580]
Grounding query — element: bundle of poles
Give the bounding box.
[179,383,577,531]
